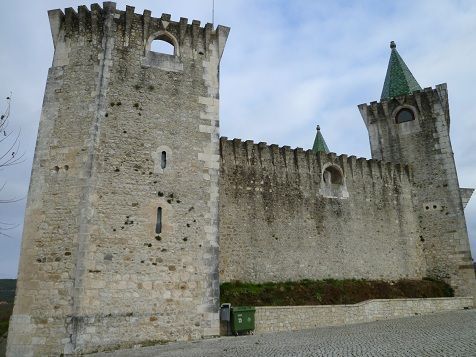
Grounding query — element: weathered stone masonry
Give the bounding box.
[7,2,476,356]
[218,139,425,283]
[254,297,474,333]
[359,86,476,298]
[8,3,229,355]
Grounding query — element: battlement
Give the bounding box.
[358,83,449,127]
[48,2,230,59]
[219,137,412,184]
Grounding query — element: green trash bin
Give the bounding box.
[231,306,256,335]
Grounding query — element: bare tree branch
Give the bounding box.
[0,93,26,237]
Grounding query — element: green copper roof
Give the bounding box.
[312,125,329,154]
[381,41,422,100]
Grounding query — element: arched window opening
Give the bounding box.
[320,165,348,199]
[151,39,175,55]
[395,108,415,124]
[155,207,162,234]
[323,166,343,185]
[161,151,167,169]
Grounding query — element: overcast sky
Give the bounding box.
[0,0,475,278]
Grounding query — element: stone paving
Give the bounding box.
[95,310,476,357]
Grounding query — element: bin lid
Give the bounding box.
[232,306,256,312]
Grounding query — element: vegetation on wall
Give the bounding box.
[220,278,454,306]
[0,279,16,337]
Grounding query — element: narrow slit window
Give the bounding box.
[161,151,167,169]
[156,207,162,234]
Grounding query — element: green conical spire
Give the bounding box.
[312,125,329,154]
[381,41,422,100]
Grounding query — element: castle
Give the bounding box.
[7,3,476,356]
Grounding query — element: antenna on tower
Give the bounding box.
[212,0,215,25]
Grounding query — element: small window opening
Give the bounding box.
[155,207,162,234]
[161,151,167,169]
[323,166,343,185]
[151,39,175,55]
[395,108,415,124]
[320,165,347,199]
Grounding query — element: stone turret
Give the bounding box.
[7,3,229,355]
[359,42,475,298]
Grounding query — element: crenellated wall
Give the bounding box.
[48,3,228,62]
[218,137,426,283]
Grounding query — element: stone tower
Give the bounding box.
[359,42,475,297]
[7,3,229,355]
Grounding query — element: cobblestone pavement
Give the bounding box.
[96,310,476,357]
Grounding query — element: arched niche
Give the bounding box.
[319,164,349,199]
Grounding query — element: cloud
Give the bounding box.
[0,0,475,278]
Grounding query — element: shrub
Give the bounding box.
[220,278,453,306]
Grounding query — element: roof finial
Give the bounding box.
[312,124,329,154]
[381,40,422,100]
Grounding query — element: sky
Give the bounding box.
[0,0,475,278]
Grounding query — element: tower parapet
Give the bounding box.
[48,3,229,61]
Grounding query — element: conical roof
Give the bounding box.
[381,41,422,100]
[312,125,329,154]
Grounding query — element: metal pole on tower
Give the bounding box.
[212,0,215,25]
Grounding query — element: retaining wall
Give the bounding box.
[254,297,473,333]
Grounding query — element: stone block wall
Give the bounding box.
[254,297,473,333]
[219,138,426,283]
[359,86,476,297]
[7,3,229,356]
